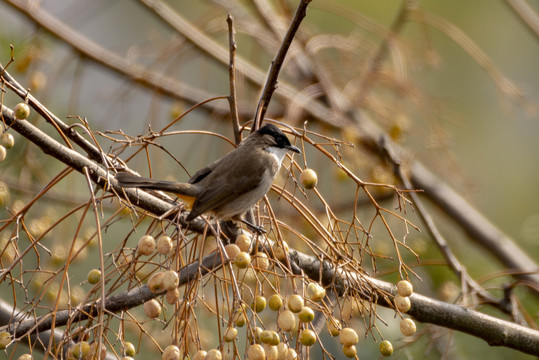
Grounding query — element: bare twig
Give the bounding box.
[353,0,412,108]
[379,136,515,316]
[4,252,223,338]
[253,0,312,131]
[5,237,538,356]
[506,0,539,40]
[0,63,102,162]
[410,161,539,294]
[294,250,539,356]
[226,14,241,145]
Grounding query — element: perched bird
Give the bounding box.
[116,123,300,227]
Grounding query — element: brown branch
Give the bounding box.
[2,3,538,355]
[410,161,539,293]
[506,0,539,40]
[293,250,539,356]
[5,231,538,356]
[226,14,241,146]
[4,0,231,113]
[4,252,223,338]
[253,0,312,131]
[2,101,538,355]
[379,136,515,315]
[1,63,103,162]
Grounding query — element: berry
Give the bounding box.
[300,168,318,189]
[14,103,30,120]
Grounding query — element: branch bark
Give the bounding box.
[4,0,536,292]
[0,101,536,355]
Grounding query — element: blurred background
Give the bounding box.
[0,0,538,359]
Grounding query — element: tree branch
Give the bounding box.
[252,0,311,131]
[4,1,534,291]
[4,252,223,339]
[5,236,538,356]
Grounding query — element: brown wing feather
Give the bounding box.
[186,145,274,221]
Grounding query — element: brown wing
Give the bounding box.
[187,157,221,184]
[186,146,274,221]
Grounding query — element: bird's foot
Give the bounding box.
[241,219,267,234]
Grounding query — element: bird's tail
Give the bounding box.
[115,172,197,207]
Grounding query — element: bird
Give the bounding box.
[115,123,300,228]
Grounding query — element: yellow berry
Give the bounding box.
[285,348,298,360]
[299,329,316,346]
[253,252,270,270]
[379,340,393,356]
[287,294,304,313]
[394,295,411,313]
[192,350,207,360]
[205,349,222,360]
[161,344,180,360]
[124,342,136,357]
[259,330,273,344]
[342,344,357,358]
[306,282,326,301]
[162,270,179,290]
[224,244,241,259]
[277,310,297,332]
[137,235,156,255]
[143,299,162,318]
[397,280,413,297]
[298,306,315,322]
[224,327,238,342]
[247,344,265,360]
[29,70,47,91]
[327,318,341,336]
[252,295,266,313]
[339,327,359,346]
[234,252,251,269]
[269,331,280,346]
[87,269,101,285]
[72,341,90,359]
[0,331,11,350]
[235,234,251,252]
[400,318,416,336]
[1,133,15,149]
[273,240,289,260]
[300,168,318,189]
[233,310,246,327]
[156,235,173,254]
[268,294,283,311]
[147,272,166,294]
[263,344,278,360]
[14,103,30,120]
[0,146,6,162]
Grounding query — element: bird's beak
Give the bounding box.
[287,144,301,154]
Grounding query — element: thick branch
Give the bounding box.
[2,95,538,354]
[5,239,538,356]
[5,252,223,338]
[4,0,534,290]
[290,250,539,356]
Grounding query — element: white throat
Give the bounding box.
[266,146,288,167]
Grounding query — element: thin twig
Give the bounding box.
[505,0,539,40]
[253,0,312,131]
[379,136,514,315]
[226,14,241,145]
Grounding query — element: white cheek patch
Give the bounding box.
[266,146,288,166]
